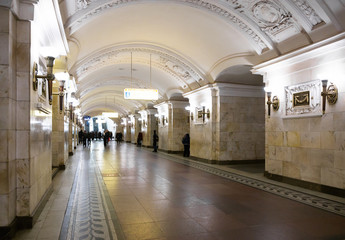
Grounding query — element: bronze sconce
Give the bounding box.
[266,92,279,117]
[59,80,65,113]
[321,80,338,114]
[33,56,55,105]
[201,107,210,122]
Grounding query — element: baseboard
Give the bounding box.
[159,149,183,154]
[0,219,17,240]
[59,164,66,170]
[264,171,345,198]
[0,184,53,239]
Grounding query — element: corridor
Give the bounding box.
[13,141,345,240]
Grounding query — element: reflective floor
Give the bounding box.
[14,141,345,240]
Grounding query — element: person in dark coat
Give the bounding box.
[83,130,87,148]
[104,129,109,147]
[182,133,190,157]
[152,130,159,152]
[78,130,83,144]
[137,132,143,147]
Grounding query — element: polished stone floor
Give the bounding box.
[14,141,345,240]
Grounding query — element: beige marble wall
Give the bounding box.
[157,102,190,152]
[219,96,265,161]
[258,37,345,189]
[141,111,157,147]
[185,84,264,163]
[52,85,66,167]
[0,7,17,226]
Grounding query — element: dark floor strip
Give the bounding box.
[159,153,345,217]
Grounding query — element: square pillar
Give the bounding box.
[154,100,190,153]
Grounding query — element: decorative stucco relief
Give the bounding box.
[73,45,205,90]
[291,0,323,26]
[284,80,321,116]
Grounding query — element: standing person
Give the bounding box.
[137,132,143,147]
[78,129,83,144]
[83,130,87,148]
[182,133,190,157]
[103,129,109,147]
[152,130,159,152]
[87,132,91,147]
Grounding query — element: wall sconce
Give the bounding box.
[190,112,194,121]
[69,103,73,120]
[266,92,279,117]
[321,80,338,114]
[162,115,168,125]
[201,107,210,122]
[59,80,65,113]
[266,92,272,117]
[33,56,55,105]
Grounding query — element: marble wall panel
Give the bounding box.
[0,190,15,226]
[321,168,345,189]
[0,98,15,130]
[16,187,30,216]
[334,151,345,170]
[320,131,336,150]
[16,130,29,159]
[263,40,345,189]
[300,132,321,148]
[16,159,30,188]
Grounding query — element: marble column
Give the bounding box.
[0,6,17,227]
[68,103,73,156]
[184,83,265,164]
[154,100,190,153]
[52,82,66,168]
[74,114,77,149]
[139,108,158,147]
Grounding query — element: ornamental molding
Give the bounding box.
[290,0,323,27]
[72,44,206,90]
[68,0,272,54]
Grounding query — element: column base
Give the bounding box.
[0,184,54,239]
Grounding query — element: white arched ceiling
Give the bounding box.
[58,0,344,117]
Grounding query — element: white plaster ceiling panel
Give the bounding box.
[70,3,255,71]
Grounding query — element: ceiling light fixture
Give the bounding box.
[124,53,159,100]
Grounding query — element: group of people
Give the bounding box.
[78,130,114,148]
[136,130,190,157]
[78,129,190,157]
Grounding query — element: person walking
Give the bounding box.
[103,129,109,147]
[182,133,190,157]
[153,130,159,152]
[137,132,143,147]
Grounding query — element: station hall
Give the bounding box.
[1,0,345,239]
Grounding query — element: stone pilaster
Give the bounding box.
[52,82,66,168]
[0,6,17,227]
[68,103,73,156]
[154,100,190,153]
[184,83,265,164]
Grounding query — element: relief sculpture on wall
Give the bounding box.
[285,80,321,116]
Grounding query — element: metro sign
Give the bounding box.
[124,88,159,100]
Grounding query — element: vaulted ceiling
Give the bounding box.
[57,0,345,117]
